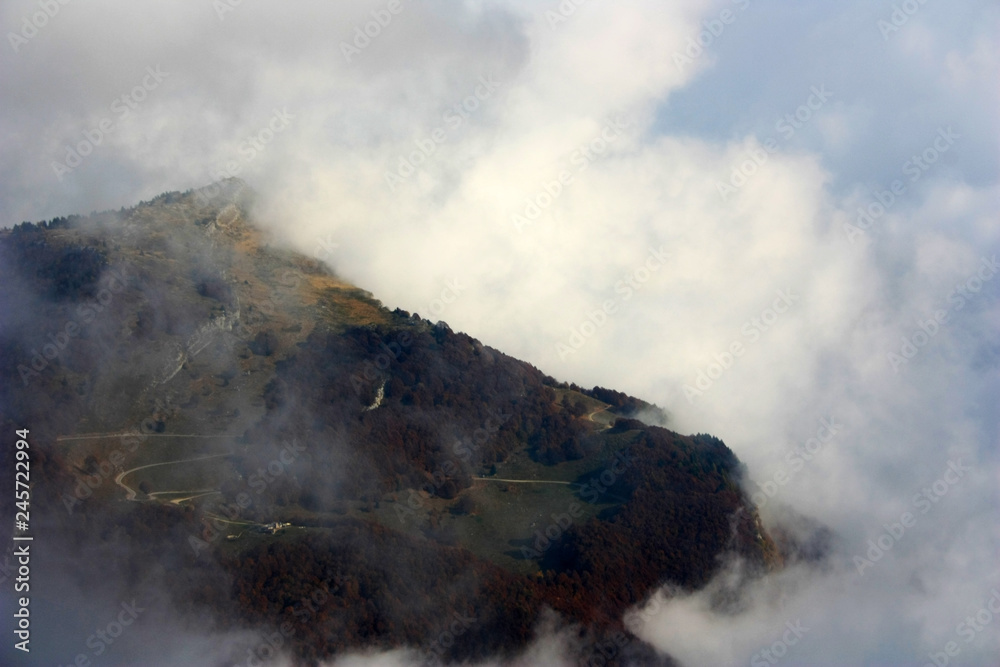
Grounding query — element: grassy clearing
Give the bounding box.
[362,427,645,573]
[490,427,641,483]
[551,387,606,412]
[59,382,643,575]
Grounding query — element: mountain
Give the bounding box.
[0,180,785,666]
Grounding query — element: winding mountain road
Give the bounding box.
[57,433,240,442]
[473,477,571,485]
[115,453,232,501]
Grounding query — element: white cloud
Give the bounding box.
[2,0,998,664]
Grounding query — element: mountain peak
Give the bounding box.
[0,185,792,666]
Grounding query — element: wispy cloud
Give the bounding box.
[1,0,998,664]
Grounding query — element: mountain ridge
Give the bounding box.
[0,180,787,666]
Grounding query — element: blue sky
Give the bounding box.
[655,0,998,194]
[1,0,998,665]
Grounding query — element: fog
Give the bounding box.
[1,0,998,664]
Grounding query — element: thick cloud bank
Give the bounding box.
[2,0,998,664]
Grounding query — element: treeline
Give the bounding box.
[219,523,678,666]
[1,224,108,299]
[541,375,657,418]
[215,316,770,663]
[584,385,647,416]
[239,317,599,507]
[210,422,761,664]
[545,425,775,609]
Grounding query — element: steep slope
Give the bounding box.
[0,180,781,666]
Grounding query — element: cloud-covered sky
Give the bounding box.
[2,0,998,664]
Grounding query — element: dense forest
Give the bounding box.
[199,314,773,663]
